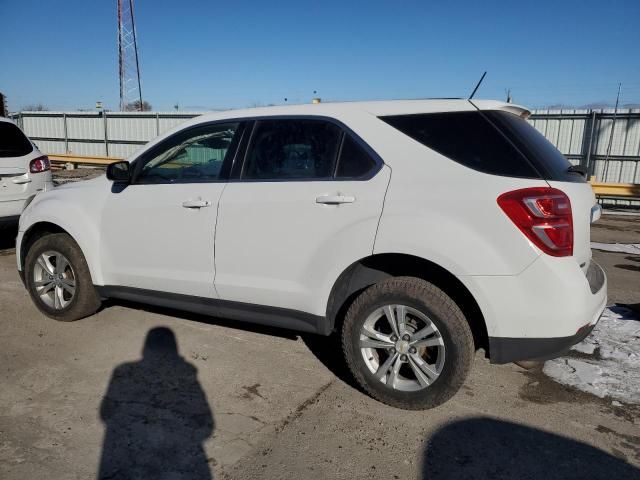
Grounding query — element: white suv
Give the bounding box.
[16,100,607,409]
[0,117,53,225]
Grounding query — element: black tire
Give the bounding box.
[341,276,474,410]
[25,233,101,321]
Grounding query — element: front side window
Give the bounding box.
[243,119,342,180]
[136,123,239,184]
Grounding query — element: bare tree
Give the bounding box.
[22,103,49,111]
[124,100,152,112]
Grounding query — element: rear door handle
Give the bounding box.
[182,199,211,209]
[316,195,355,205]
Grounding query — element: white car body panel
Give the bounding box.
[367,122,547,276]
[100,182,225,297]
[462,254,607,339]
[18,176,109,284]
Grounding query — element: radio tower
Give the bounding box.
[118,0,143,111]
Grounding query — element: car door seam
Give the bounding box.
[372,164,392,255]
[212,182,229,298]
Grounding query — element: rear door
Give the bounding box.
[214,118,390,316]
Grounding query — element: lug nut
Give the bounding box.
[409,347,417,354]
[390,347,396,353]
[402,334,410,341]
[400,354,408,361]
[390,335,398,342]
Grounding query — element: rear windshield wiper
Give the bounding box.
[567,164,587,177]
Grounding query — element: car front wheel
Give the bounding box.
[342,276,474,410]
[25,233,101,321]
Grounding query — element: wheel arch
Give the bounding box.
[20,222,69,269]
[325,253,489,352]
[20,221,100,285]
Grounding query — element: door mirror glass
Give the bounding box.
[106,161,131,183]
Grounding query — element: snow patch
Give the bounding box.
[590,242,640,254]
[543,305,640,404]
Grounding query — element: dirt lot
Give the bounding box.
[0,212,638,479]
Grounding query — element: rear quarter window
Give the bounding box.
[0,122,34,158]
[380,111,539,178]
[381,110,585,182]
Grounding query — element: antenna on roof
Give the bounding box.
[468,71,487,100]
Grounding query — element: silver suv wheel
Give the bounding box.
[360,304,445,392]
[33,250,76,310]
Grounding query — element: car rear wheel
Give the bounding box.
[25,233,101,321]
[341,276,474,410]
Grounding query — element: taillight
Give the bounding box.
[29,156,50,173]
[497,187,573,257]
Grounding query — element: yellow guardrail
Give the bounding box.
[590,178,640,198]
[47,153,123,169]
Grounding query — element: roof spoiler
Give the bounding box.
[468,99,531,119]
[500,104,531,119]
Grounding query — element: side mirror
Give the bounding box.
[106,161,131,183]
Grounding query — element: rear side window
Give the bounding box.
[243,119,341,180]
[0,122,33,158]
[380,112,538,178]
[336,135,377,178]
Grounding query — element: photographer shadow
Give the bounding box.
[98,327,214,479]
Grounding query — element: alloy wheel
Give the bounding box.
[33,250,76,310]
[359,304,446,392]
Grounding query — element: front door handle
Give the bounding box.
[182,199,211,209]
[316,195,355,205]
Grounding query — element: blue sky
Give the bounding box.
[1,0,639,111]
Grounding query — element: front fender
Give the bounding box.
[18,183,108,285]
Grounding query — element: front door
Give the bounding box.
[100,121,243,297]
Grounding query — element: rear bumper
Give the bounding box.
[463,257,607,364]
[488,317,598,364]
